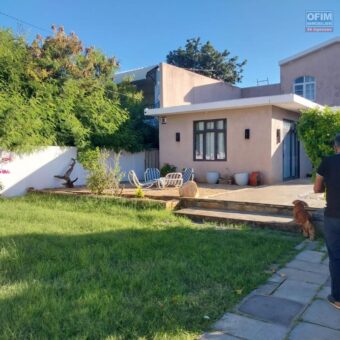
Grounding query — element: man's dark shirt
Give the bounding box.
[317,154,340,218]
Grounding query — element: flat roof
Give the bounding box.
[145,94,322,117]
[279,37,340,65]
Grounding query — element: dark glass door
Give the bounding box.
[283,120,300,180]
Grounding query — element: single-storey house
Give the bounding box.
[145,93,320,184]
[117,37,340,184]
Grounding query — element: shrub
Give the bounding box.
[81,149,124,195]
[86,153,109,195]
[298,107,340,170]
[135,187,145,198]
[106,152,125,196]
[160,163,177,177]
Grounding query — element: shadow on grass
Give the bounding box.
[0,227,298,339]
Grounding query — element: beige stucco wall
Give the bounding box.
[241,84,281,98]
[159,106,274,183]
[271,107,312,183]
[280,42,340,106]
[159,105,313,184]
[160,63,241,107]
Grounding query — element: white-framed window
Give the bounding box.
[294,76,316,101]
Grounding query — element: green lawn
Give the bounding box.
[0,193,300,339]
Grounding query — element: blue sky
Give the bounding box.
[1,0,339,87]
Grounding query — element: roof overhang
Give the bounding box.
[145,94,323,117]
[279,37,340,65]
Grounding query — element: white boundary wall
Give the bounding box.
[0,147,145,197]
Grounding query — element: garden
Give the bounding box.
[0,23,337,340]
[0,193,300,339]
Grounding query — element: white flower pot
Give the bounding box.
[206,171,219,184]
[234,172,249,186]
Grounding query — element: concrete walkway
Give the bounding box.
[209,180,325,209]
[201,241,339,340]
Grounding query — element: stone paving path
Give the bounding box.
[201,240,340,340]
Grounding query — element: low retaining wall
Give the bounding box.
[28,190,179,210]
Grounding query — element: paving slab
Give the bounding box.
[323,257,329,266]
[302,299,340,330]
[238,295,303,327]
[273,279,319,304]
[325,276,332,287]
[200,331,242,339]
[213,313,287,340]
[285,259,329,274]
[295,250,324,263]
[320,245,328,252]
[254,282,281,296]
[304,241,320,251]
[294,242,306,251]
[268,273,286,284]
[289,322,340,340]
[277,267,327,285]
[317,285,331,299]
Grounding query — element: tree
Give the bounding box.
[92,79,158,152]
[0,27,143,154]
[166,37,247,84]
[297,107,340,170]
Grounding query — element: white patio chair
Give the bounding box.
[128,170,157,189]
[164,172,183,187]
[144,168,160,182]
[182,168,194,183]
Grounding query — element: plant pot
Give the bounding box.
[234,172,249,186]
[206,171,220,184]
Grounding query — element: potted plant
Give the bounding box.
[206,171,220,184]
[234,172,249,186]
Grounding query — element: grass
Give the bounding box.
[0,193,301,339]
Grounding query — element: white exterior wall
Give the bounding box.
[0,147,145,197]
[108,150,145,182]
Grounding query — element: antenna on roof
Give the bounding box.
[256,77,269,86]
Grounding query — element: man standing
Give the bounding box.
[314,133,340,309]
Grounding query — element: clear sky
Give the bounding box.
[1,0,340,87]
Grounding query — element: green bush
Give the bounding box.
[160,163,177,177]
[298,107,340,170]
[106,152,125,196]
[82,149,125,195]
[135,187,145,198]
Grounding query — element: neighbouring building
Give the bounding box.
[117,37,340,184]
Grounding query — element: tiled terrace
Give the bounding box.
[46,179,325,209]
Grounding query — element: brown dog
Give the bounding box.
[292,200,316,240]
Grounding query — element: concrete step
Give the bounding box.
[180,198,320,216]
[175,207,300,232]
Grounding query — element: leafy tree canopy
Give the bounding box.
[298,107,340,170]
[0,27,152,154]
[93,79,158,152]
[166,37,247,84]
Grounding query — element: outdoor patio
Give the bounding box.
[123,179,325,208]
[43,179,325,209]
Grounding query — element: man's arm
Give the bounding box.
[314,174,325,193]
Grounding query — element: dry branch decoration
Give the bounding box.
[54,158,78,188]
